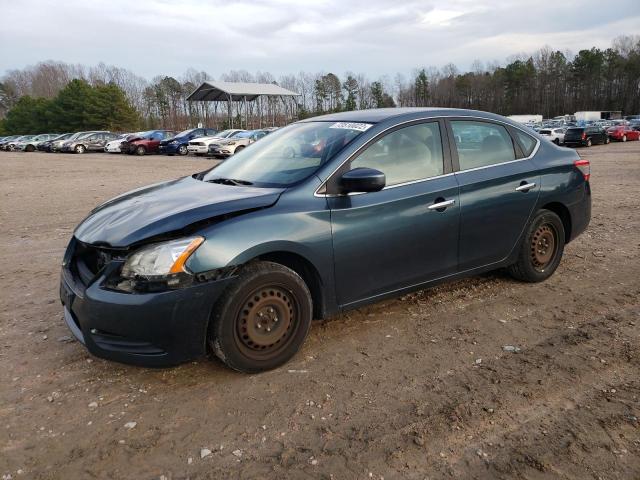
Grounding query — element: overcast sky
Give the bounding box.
[1,0,639,80]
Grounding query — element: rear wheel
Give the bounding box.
[585,138,592,147]
[605,136,610,144]
[75,144,86,154]
[209,261,312,373]
[508,210,565,283]
[177,145,188,155]
[135,145,146,156]
[622,135,627,142]
[234,145,245,154]
[552,138,560,145]
[25,144,35,152]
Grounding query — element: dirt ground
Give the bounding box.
[0,143,639,480]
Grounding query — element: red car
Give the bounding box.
[606,125,640,142]
[121,130,176,155]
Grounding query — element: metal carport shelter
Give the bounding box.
[186,81,300,129]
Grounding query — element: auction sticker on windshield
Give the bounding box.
[329,122,373,132]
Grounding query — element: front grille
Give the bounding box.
[70,241,125,287]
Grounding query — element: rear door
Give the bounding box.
[447,119,541,271]
[328,120,460,306]
[86,134,102,151]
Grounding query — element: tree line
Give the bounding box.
[0,35,638,135]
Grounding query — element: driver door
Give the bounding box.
[328,120,460,307]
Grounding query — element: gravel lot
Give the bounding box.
[1,144,639,480]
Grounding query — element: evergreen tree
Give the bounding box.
[2,96,52,133]
[343,75,358,111]
[49,79,94,131]
[414,69,429,106]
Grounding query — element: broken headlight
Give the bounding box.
[118,237,204,291]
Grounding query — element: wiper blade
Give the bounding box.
[207,177,253,186]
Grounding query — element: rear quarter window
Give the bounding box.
[513,129,537,157]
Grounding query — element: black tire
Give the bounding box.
[234,145,245,154]
[604,136,610,144]
[177,145,188,156]
[75,144,86,154]
[553,138,560,145]
[508,210,565,283]
[25,144,35,152]
[585,138,592,147]
[135,145,146,156]
[209,261,312,373]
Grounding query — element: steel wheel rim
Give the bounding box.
[234,285,298,360]
[530,224,557,272]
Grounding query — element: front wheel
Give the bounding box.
[135,145,146,156]
[585,138,592,147]
[622,135,627,142]
[553,138,560,145]
[234,145,245,154]
[26,145,35,152]
[508,210,565,283]
[75,144,86,154]
[604,136,610,144]
[209,261,313,373]
[177,145,188,156]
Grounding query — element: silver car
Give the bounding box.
[538,128,566,145]
[16,134,59,152]
[208,129,273,158]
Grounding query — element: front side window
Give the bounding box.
[350,122,444,186]
[451,121,516,170]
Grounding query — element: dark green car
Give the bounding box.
[60,108,591,372]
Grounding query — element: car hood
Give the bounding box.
[74,176,284,248]
[193,135,224,143]
[215,138,243,144]
[162,136,189,144]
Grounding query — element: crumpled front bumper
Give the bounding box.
[60,260,234,367]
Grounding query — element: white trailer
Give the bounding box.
[507,114,543,124]
[575,111,622,121]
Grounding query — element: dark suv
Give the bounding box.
[563,126,609,147]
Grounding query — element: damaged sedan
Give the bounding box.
[60,108,591,373]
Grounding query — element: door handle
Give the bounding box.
[428,199,456,211]
[515,182,536,192]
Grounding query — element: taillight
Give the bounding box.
[581,132,586,140]
[574,159,590,181]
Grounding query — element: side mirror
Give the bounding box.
[340,167,386,194]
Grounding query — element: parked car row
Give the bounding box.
[1,127,278,158]
[535,123,640,148]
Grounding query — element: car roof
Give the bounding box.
[300,107,524,125]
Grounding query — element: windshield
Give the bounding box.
[232,131,254,139]
[202,121,370,187]
[175,129,195,138]
[216,129,239,138]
